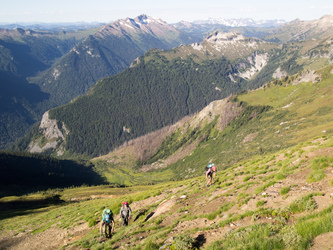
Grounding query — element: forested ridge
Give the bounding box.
[49,56,246,156]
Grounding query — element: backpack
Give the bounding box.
[205,163,214,171]
[102,208,113,222]
[104,214,110,223]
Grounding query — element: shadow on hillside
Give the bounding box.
[0,195,65,221]
[194,234,206,249]
[0,152,108,198]
[144,212,155,221]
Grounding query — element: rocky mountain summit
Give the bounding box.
[197,31,273,60]
[100,14,181,37]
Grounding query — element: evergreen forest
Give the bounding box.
[49,57,246,156]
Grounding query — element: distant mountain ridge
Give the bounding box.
[0,22,105,32]
[263,14,333,42]
[29,14,198,106]
[193,18,286,27]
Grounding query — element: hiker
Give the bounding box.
[100,208,114,238]
[206,163,217,187]
[120,201,132,226]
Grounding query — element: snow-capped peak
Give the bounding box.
[193,18,286,27]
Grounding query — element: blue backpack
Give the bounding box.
[104,214,110,223]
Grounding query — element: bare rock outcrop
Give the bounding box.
[28,111,68,154]
[40,111,65,140]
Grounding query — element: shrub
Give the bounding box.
[289,193,319,213]
[171,234,195,250]
[207,223,284,249]
[143,240,160,250]
[280,186,290,195]
[275,173,286,180]
[307,156,333,183]
[256,200,265,207]
[243,176,251,182]
[281,226,303,248]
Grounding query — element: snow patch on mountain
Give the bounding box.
[99,14,178,38]
[118,15,166,29]
[193,18,286,27]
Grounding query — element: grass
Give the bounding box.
[254,180,277,195]
[256,200,265,207]
[295,205,333,248]
[2,133,333,249]
[289,193,321,213]
[207,223,285,249]
[307,156,333,183]
[208,205,333,249]
[280,186,290,195]
[198,202,236,221]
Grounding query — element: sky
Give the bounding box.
[0,0,333,24]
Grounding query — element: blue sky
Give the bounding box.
[1,0,332,24]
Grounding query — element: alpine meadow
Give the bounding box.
[1,13,333,250]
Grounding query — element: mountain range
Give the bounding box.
[0,15,198,149]
[2,14,333,155]
[29,15,197,106]
[18,14,333,159]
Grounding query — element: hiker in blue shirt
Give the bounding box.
[100,208,114,238]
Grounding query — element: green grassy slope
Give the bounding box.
[1,134,332,249]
